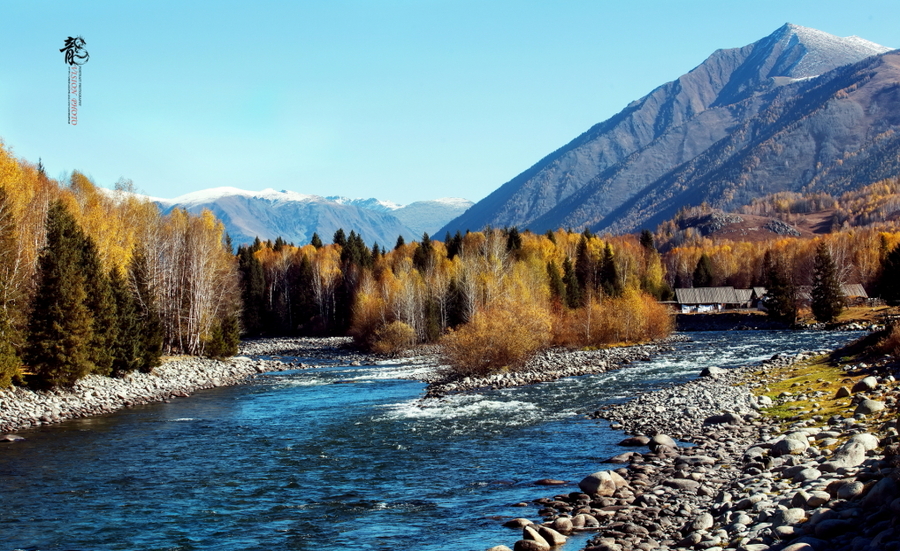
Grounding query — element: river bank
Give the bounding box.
[0,337,366,434]
[490,341,900,551]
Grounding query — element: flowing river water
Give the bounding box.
[0,331,865,551]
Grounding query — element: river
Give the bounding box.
[0,331,864,551]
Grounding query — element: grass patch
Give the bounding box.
[751,354,863,424]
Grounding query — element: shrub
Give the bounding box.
[553,290,673,348]
[878,324,900,358]
[371,321,416,355]
[441,298,552,377]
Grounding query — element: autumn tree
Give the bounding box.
[811,242,844,323]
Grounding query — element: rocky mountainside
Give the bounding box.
[156,188,473,247]
[440,24,897,236]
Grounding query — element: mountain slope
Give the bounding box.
[439,24,894,236]
[157,188,472,247]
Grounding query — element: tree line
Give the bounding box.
[0,142,240,388]
[236,226,674,375]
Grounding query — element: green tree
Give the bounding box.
[763,251,798,324]
[238,245,265,336]
[640,229,656,252]
[205,315,240,358]
[563,256,582,309]
[413,233,433,272]
[546,261,566,306]
[600,243,623,297]
[310,232,323,249]
[81,236,118,376]
[333,228,347,248]
[693,253,715,287]
[811,242,844,323]
[24,200,94,388]
[880,244,900,305]
[394,235,405,250]
[109,267,142,375]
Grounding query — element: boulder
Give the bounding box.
[700,366,726,379]
[772,436,808,457]
[0,434,25,442]
[578,471,617,496]
[551,517,573,534]
[863,477,899,508]
[792,468,821,484]
[847,433,879,451]
[774,507,807,526]
[854,399,885,415]
[536,526,567,546]
[663,478,701,491]
[836,481,865,500]
[487,547,514,551]
[503,518,534,528]
[616,436,650,447]
[534,479,567,486]
[851,376,878,393]
[835,386,851,398]
[513,540,550,551]
[814,518,854,538]
[648,434,677,452]
[822,441,871,474]
[690,512,714,531]
[523,525,549,546]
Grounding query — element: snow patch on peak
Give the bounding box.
[168,187,320,205]
[326,196,404,212]
[770,23,892,78]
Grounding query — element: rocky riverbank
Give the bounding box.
[0,337,365,434]
[424,338,688,399]
[488,345,900,551]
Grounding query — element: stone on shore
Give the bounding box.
[578,470,627,496]
[648,434,677,452]
[851,376,878,393]
[854,399,885,415]
[616,436,650,447]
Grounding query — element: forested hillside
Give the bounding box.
[0,142,241,388]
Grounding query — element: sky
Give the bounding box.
[0,1,897,205]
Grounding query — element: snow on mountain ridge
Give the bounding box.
[773,23,892,78]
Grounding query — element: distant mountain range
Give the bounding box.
[440,24,899,236]
[154,188,473,247]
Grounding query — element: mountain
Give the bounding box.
[155,187,472,247]
[439,24,897,236]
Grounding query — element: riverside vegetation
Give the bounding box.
[4,137,900,392]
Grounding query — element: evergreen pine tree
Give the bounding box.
[332,228,347,248]
[81,236,118,376]
[205,315,240,358]
[24,200,94,388]
[129,247,163,372]
[413,233,433,272]
[546,261,566,306]
[109,267,142,375]
[600,243,623,297]
[545,229,556,245]
[395,235,405,250]
[446,231,463,260]
[505,227,522,252]
[310,232,323,249]
[762,251,798,324]
[811,242,844,323]
[693,254,715,287]
[880,244,900,305]
[640,229,656,252]
[238,245,265,336]
[575,236,597,296]
[563,256,582,309]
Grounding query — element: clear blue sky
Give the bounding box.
[0,1,897,204]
